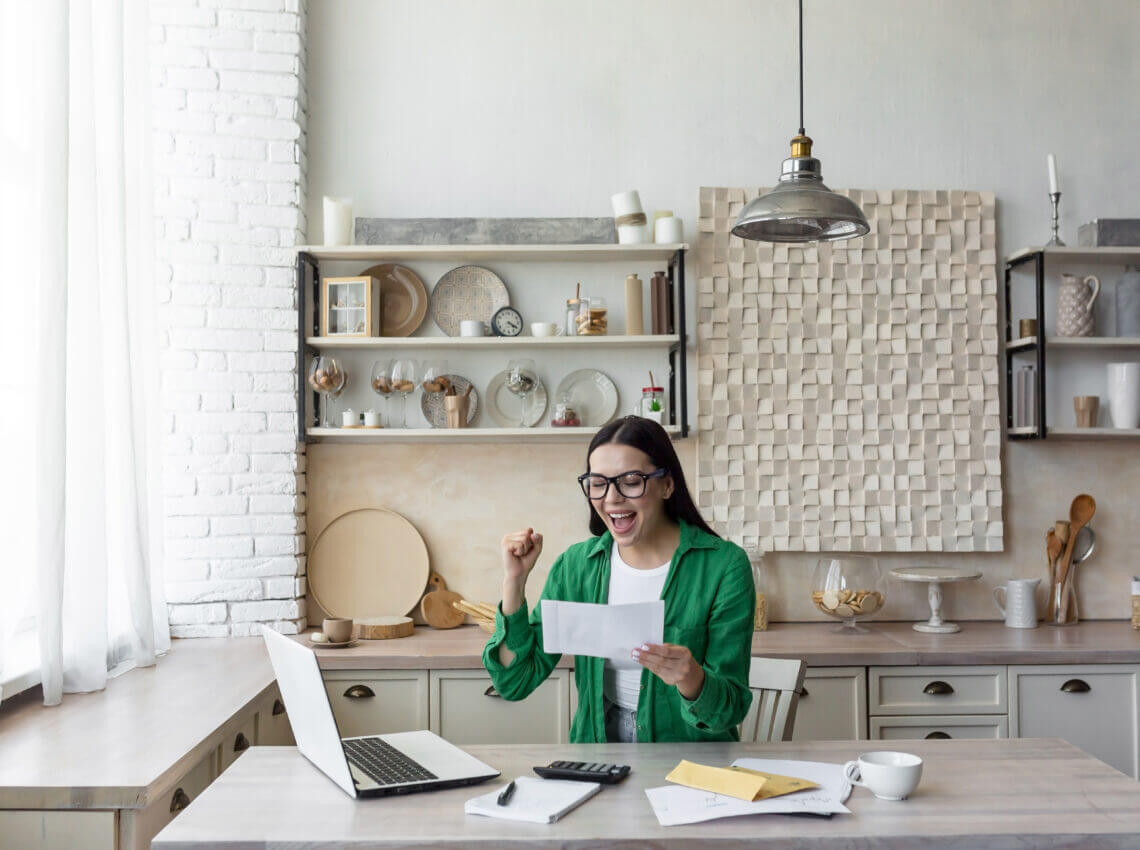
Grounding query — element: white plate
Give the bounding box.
[485,370,548,427]
[554,369,619,427]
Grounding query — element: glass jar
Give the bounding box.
[551,392,581,428]
[576,297,608,335]
[565,297,583,336]
[751,556,768,631]
[811,556,884,632]
[638,386,665,423]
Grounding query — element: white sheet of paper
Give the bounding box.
[540,600,664,667]
[644,758,853,826]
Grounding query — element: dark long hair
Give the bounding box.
[584,416,719,538]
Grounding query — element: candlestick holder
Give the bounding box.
[1047,191,1065,246]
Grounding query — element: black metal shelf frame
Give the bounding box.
[1004,250,1046,439]
[295,248,690,443]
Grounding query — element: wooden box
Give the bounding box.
[321,276,382,336]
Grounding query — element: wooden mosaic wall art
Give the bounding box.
[696,187,1002,552]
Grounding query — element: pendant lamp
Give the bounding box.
[732,0,869,243]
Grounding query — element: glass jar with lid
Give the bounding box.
[637,385,665,423]
[551,392,582,427]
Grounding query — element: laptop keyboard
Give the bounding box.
[344,737,438,786]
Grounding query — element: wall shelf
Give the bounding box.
[294,243,688,263]
[1042,427,1140,440]
[307,425,683,443]
[1006,246,1140,264]
[305,334,679,350]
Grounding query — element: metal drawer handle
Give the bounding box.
[1061,678,1091,693]
[344,684,375,699]
[170,788,191,814]
[272,698,286,716]
[925,731,952,740]
[923,681,955,696]
[798,685,809,698]
[484,685,501,698]
[234,732,250,753]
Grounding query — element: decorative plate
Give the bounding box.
[485,370,548,427]
[554,369,619,427]
[359,263,428,337]
[308,507,430,619]
[431,265,510,336]
[420,374,480,428]
[307,637,359,649]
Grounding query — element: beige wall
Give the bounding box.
[306,438,1138,623]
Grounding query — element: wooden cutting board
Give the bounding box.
[420,572,465,629]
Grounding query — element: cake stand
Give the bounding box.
[890,566,982,633]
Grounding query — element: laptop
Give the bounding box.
[262,626,500,798]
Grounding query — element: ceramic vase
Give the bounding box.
[1107,362,1140,428]
[1056,274,1100,337]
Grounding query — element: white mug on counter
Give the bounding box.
[530,322,563,337]
[844,751,923,801]
[993,577,1040,629]
[460,320,488,337]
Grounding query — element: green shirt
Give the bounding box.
[482,520,755,743]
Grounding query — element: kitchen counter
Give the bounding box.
[0,637,274,810]
[153,738,1140,849]
[307,619,1140,669]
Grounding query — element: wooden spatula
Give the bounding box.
[1053,495,1096,622]
[420,571,465,629]
[1045,528,1062,620]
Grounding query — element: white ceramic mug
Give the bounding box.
[460,320,488,337]
[530,322,564,337]
[1107,362,1140,428]
[363,409,382,427]
[341,408,357,427]
[993,577,1040,629]
[844,751,923,801]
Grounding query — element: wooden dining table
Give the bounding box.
[153,737,1140,848]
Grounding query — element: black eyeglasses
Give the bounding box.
[578,468,667,500]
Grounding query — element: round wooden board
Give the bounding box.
[357,616,414,640]
[308,508,430,619]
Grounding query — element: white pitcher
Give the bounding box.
[993,578,1040,629]
[1056,274,1100,337]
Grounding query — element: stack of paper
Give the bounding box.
[645,759,852,826]
[541,600,664,666]
[465,777,602,824]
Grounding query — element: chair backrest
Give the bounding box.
[740,656,807,743]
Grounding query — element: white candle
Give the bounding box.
[1047,154,1059,195]
[323,196,353,246]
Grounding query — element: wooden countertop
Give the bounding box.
[0,637,274,810]
[307,620,1140,669]
[153,739,1140,849]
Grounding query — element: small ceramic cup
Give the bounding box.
[322,617,354,643]
[1073,396,1099,428]
[530,322,563,337]
[460,320,487,337]
[341,409,357,427]
[844,751,923,801]
[363,409,382,427]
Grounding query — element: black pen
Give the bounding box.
[497,780,516,806]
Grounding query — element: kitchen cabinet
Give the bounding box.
[0,811,117,850]
[323,670,429,738]
[791,666,867,742]
[870,665,1007,716]
[217,715,256,773]
[119,750,216,850]
[429,669,572,745]
[255,686,295,746]
[1008,664,1140,779]
[871,714,1008,741]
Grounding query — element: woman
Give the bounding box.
[482,416,754,743]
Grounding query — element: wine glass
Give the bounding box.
[389,358,417,428]
[421,359,450,397]
[811,556,885,633]
[308,356,346,428]
[370,359,393,426]
[505,358,538,427]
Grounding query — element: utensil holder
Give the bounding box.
[444,395,469,428]
[1049,578,1079,626]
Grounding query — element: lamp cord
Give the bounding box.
[798,0,805,135]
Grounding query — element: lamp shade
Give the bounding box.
[733,135,869,243]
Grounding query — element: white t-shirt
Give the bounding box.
[603,542,671,711]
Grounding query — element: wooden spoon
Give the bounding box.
[1054,495,1096,620]
[1045,528,1062,620]
[419,571,465,629]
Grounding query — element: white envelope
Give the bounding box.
[541,600,664,667]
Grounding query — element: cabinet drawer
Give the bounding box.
[0,811,116,850]
[792,667,867,741]
[218,713,256,773]
[121,749,215,850]
[324,670,429,738]
[871,713,1008,741]
[870,666,1006,715]
[256,685,295,746]
[1009,664,1139,779]
[429,669,571,745]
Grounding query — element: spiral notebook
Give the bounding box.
[465,777,602,824]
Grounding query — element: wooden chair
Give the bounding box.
[739,657,807,743]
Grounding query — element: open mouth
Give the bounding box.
[608,511,637,535]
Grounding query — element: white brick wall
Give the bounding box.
[152,0,308,637]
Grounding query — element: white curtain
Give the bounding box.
[0,0,169,706]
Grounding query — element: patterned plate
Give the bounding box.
[360,264,428,337]
[485,370,548,427]
[431,265,510,336]
[420,374,480,428]
[554,369,619,427]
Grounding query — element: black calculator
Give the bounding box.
[533,760,632,784]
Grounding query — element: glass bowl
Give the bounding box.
[811,556,884,632]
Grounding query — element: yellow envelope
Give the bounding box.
[665,760,819,802]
